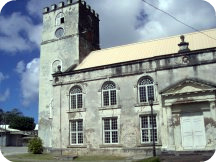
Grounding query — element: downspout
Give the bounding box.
[60,82,62,156]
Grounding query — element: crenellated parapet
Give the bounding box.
[43,0,99,19]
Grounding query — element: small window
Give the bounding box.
[70,120,83,145]
[138,77,155,103]
[140,115,157,143]
[56,12,64,26]
[102,81,117,106]
[60,17,64,24]
[52,60,61,73]
[70,86,83,109]
[103,118,118,144]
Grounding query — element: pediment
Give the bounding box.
[161,79,216,96]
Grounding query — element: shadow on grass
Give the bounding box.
[135,157,160,162]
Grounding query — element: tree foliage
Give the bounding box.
[28,137,43,154]
[9,116,35,131]
[0,108,35,131]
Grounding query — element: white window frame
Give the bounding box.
[140,115,158,144]
[69,120,84,145]
[70,86,83,109]
[103,118,119,144]
[102,82,117,107]
[138,78,155,103]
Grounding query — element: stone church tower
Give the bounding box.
[39,0,99,147]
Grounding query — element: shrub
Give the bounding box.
[28,137,43,154]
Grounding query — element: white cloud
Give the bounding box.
[26,0,60,17]
[25,0,216,48]
[0,72,9,102]
[0,12,42,53]
[0,89,10,102]
[85,0,216,47]
[16,58,40,106]
[0,72,8,83]
[15,61,25,74]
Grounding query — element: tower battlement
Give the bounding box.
[43,0,99,19]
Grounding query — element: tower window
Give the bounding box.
[56,12,64,26]
[60,17,64,24]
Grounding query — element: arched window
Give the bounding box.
[52,60,62,73]
[102,81,117,106]
[138,77,155,103]
[70,86,83,109]
[56,12,64,26]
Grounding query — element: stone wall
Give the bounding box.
[48,48,216,155]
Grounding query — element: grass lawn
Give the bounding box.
[5,153,126,161]
[5,153,55,162]
[6,153,160,162]
[136,157,160,162]
[75,155,125,161]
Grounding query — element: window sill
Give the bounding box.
[137,143,162,147]
[99,105,121,110]
[67,108,86,113]
[99,144,123,148]
[67,145,87,148]
[134,102,159,107]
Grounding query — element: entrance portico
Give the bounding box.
[161,78,216,151]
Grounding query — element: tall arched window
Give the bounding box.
[56,12,64,26]
[138,77,155,103]
[102,81,117,106]
[70,86,83,109]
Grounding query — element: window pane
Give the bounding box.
[103,91,109,106]
[147,85,154,101]
[142,130,149,142]
[71,95,76,109]
[71,133,76,144]
[141,116,148,128]
[111,118,117,130]
[77,94,83,108]
[139,87,146,102]
[110,90,117,105]
[105,132,110,143]
[71,87,82,94]
[102,82,116,90]
[77,121,83,131]
[149,115,157,128]
[139,78,153,85]
[78,133,83,144]
[71,121,76,131]
[112,131,118,143]
[104,119,110,130]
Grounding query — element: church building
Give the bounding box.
[39,0,216,156]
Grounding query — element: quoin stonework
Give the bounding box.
[39,0,216,157]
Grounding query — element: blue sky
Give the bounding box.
[0,0,216,123]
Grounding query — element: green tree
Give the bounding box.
[0,108,4,124]
[28,137,43,154]
[5,108,23,124]
[9,116,36,131]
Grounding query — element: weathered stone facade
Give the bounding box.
[39,0,216,157]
